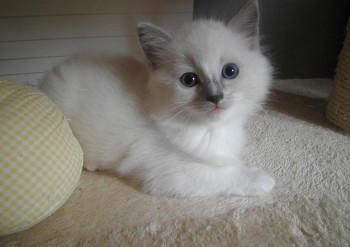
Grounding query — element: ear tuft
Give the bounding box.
[137,22,171,68]
[227,0,260,49]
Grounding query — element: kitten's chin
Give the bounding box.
[209,105,223,115]
[154,103,230,126]
[193,105,228,124]
[207,108,226,122]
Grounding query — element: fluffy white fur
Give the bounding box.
[39,1,275,197]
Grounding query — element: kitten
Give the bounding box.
[39,1,275,197]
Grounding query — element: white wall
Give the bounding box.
[0,0,193,85]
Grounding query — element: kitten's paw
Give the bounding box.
[83,163,97,172]
[243,167,275,196]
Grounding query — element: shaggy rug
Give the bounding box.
[1,79,349,246]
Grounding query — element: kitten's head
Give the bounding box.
[138,1,272,125]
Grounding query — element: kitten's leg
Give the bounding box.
[117,143,275,197]
[84,162,97,172]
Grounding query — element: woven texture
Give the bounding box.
[0,80,83,236]
[326,19,350,131]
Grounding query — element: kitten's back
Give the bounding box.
[39,56,149,170]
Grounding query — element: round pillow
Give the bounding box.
[0,80,83,236]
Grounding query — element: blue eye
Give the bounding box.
[180,72,199,87]
[222,64,239,79]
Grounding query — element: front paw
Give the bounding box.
[245,167,275,196]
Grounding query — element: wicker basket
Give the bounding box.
[326,18,350,132]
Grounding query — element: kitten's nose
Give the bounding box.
[206,93,223,104]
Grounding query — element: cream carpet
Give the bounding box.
[1,79,350,246]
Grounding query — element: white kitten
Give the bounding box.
[39,1,275,197]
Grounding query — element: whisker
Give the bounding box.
[224,94,268,114]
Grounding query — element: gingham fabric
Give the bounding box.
[0,80,83,236]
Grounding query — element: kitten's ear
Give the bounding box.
[137,22,171,68]
[227,0,260,49]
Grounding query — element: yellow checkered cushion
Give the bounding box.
[0,80,83,236]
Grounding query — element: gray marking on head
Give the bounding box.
[202,79,224,104]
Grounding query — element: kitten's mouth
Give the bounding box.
[209,105,223,115]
